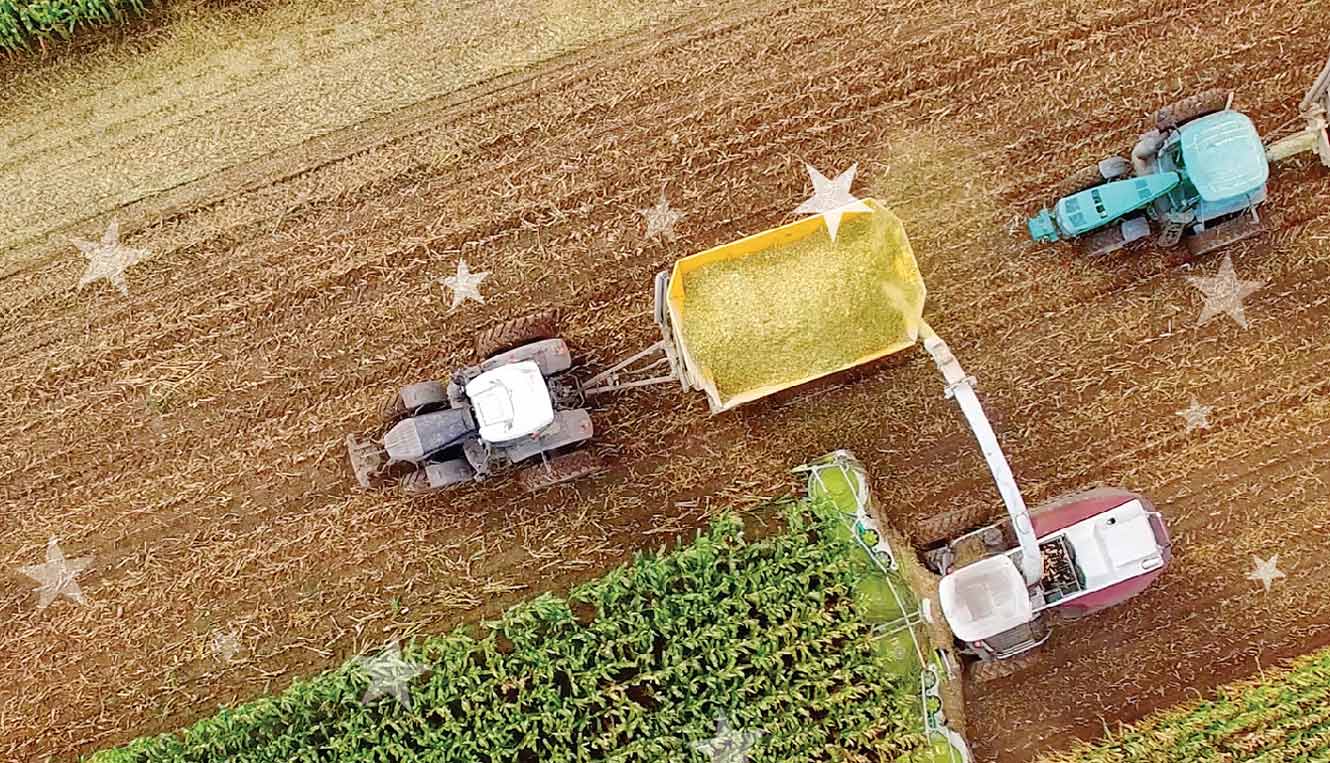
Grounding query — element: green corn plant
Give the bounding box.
[0,0,151,55]
[87,504,942,763]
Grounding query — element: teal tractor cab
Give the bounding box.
[1028,90,1271,256]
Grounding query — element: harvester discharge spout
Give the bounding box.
[919,324,1043,587]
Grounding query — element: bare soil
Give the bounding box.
[2,1,1329,761]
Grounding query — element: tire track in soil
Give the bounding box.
[2,0,1328,760]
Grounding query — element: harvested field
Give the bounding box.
[2,0,1329,762]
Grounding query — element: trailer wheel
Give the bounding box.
[1054,164,1109,199]
[518,450,604,492]
[969,649,1042,684]
[475,309,560,361]
[1155,88,1228,131]
[913,504,994,548]
[1183,215,1266,257]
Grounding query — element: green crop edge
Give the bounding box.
[85,500,941,762]
[0,1,153,56]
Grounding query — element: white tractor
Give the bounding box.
[347,310,603,493]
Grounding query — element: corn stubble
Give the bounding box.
[680,208,922,401]
[89,506,925,762]
[1037,646,1330,762]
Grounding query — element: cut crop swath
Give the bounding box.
[86,504,929,762]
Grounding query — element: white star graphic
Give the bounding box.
[794,163,871,242]
[210,629,243,663]
[73,221,151,296]
[638,191,684,242]
[1176,399,1213,432]
[19,537,94,610]
[691,713,763,763]
[438,259,490,311]
[353,641,428,709]
[1184,254,1264,329]
[1247,554,1286,593]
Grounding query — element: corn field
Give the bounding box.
[86,504,935,762]
[0,0,149,54]
[1039,648,1330,763]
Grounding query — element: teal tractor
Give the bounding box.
[1028,89,1271,256]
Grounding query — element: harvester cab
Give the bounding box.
[915,326,1172,681]
[1028,95,1272,257]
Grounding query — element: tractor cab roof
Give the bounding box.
[1179,111,1269,202]
[938,554,1033,642]
[466,361,554,444]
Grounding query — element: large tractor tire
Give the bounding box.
[969,649,1042,684]
[382,381,449,425]
[518,450,604,492]
[913,504,994,548]
[1156,88,1228,131]
[1054,164,1110,199]
[1183,215,1266,257]
[474,309,559,360]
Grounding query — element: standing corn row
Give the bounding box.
[1037,648,1330,762]
[0,0,150,55]
[87,505,933,762]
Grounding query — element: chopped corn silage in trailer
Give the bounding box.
[672,200,926,409]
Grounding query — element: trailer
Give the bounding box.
[585,197,926,408]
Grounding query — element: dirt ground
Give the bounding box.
[2,0,1329,761]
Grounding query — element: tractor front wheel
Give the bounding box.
[1156,88,1228,131]
[1081,225,1129,257]
[1054,164,1108,199]
[475,308,560,361]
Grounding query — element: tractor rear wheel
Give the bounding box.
[1054,164,1109,199]
[1155,88,1228,131]
[474,308,560,361]
[1183,216,1266,257]
[969,649,1043,684]
[913,503,994,548]
[518,450,604,492]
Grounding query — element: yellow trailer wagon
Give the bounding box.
[583,199,927,411]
